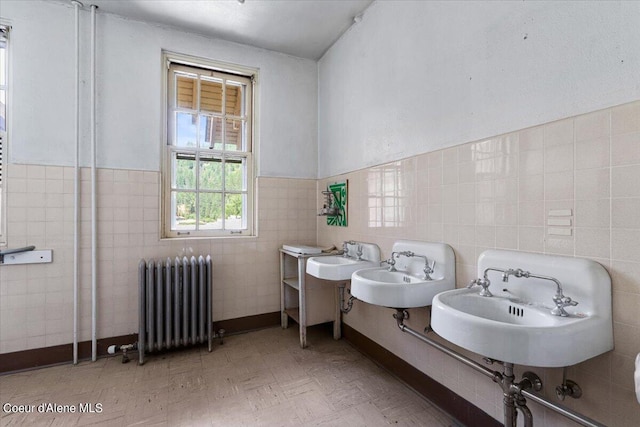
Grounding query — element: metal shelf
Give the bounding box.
[283,278,300,290]
[284,308,300,324]
[280,247,340,348]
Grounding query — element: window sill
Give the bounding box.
[160,233,259,242]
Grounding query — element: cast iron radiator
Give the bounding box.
[138,255,213,364]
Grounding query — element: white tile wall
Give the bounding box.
[317,100,640,427]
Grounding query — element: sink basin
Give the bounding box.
[431,250,613,367]
[351,267,451,308]
[306,256,377,281]
[307,242,381,281]
[350,240,455,308]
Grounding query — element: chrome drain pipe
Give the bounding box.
[338,283,357,314]
[392,309,605,427]
[515,394,533,427]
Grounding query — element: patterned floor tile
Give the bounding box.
[0,324,456,426]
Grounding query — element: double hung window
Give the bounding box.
[0,25,9,245]
[164,55,254,238]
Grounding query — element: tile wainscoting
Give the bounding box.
[318,101,640,426]
[0,172,316,354]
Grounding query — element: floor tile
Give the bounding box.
[0,324,457,426]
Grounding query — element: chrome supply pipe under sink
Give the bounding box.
[393,308,606,427]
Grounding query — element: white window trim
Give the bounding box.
[161,51,259,239]
[0,22,10,247]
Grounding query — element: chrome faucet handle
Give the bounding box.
[342,241,350,258]
[423,259,436,280]
[356,244,363,260]
[386,257,397,272]
[468,278,492,297]
[551,295,578,317]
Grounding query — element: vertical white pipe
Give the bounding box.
[90,3,97,362]
[71,0,83,366]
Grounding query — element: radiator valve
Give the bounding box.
[107,343,137,364]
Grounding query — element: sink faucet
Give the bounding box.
[500,268,578,317]
[387,251,435,280]
[342,240,356,258]
[468,267,513,297]
[501,268,529,282]
[423,259,436,280]
[386,251,400,271]
[467,276,493,296]
[406,253,435,280]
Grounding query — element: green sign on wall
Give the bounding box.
[327,181,347,227]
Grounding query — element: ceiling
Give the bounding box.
[62,0,374,60]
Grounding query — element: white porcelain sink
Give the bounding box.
[431,250,613,367]
[307,256,377,281]
[306,242,380,281]
[351,267,452,308]
[350,240,455,308]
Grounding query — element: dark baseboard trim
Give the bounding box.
[342,324,501,427]
[0,311,280,375]
[213,311,280,335]
[0,334,137,375]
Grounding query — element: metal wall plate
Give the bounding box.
[1,250,53,265]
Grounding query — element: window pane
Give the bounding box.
[0,90,5,133]
[175,73,197,109]
[173,152,196,189]
[224,118,246,151]
[199,154,222,190]
[225,157,245,191]
[171,191,196,231]
[0,38,5,133]
[199,115,222,149]
[175,112,197,147]
[225,81,245,117]
[200,77,223,113]
[225,193,245,229]
[0,40,5,86]
[199,192,223,230]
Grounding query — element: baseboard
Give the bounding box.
[0,334,137,374]
[213,311,280,335]
[0,311,280,374]
[342,324,501,427]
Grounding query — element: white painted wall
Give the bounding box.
[318,0,640,178]
[3,0,318,178]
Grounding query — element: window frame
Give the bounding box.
[0,23,10,247]
[161,51,258,239]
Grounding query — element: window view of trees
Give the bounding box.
[173,155,244,229]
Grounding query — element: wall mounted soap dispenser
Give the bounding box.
[318,190,339,216]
